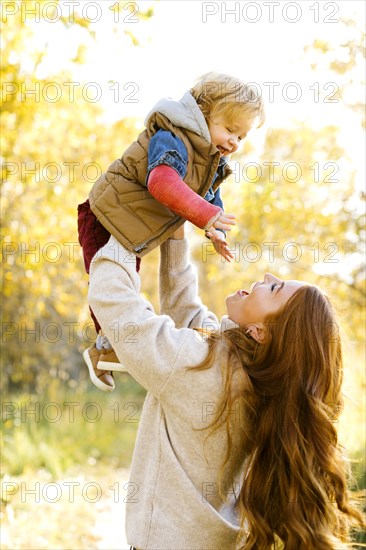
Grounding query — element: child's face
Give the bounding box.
[207,115,253,157]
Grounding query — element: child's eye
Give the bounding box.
[226,127,233,133]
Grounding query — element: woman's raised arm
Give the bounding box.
[88,235,212,396]
[159,233,219,331]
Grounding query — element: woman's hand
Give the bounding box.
[170,224,185,240]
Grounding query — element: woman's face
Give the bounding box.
[226,273,307,327]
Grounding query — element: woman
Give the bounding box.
[88,225,363,550]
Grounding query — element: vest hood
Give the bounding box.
[144,91,211,143]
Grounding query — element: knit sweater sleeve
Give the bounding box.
[88,236,212,395]
[159,238,219,330]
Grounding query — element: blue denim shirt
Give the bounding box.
[146,129,227,211]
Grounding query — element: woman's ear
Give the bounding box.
[246,323,266,344]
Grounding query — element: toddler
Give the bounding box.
[77,71,265,391]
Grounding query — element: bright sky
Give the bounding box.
[30,0,364,164]
[28,0,364,202]
[32,0,364,120]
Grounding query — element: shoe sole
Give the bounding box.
[83,348,115,392]
[97,360,128,372]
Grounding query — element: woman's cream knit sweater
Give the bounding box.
[89,236,247,550]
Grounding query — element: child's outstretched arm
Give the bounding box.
[147,164,236,234]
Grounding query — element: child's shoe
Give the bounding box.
[83,345,115,392]
[97,347,127,372]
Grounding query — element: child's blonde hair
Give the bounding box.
[191,71,265,128]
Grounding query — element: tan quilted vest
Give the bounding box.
[89,111,232,257]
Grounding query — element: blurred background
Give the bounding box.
[1,0,365,548]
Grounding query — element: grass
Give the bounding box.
[0,465,131,549]
[1,378,146,480]
[1,380,144,549]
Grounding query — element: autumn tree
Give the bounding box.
[1,0,154,392]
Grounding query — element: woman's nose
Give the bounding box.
[264,273,281,283]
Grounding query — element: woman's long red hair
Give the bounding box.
[194,285,363,548]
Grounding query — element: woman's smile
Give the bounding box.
[226,273,307,328]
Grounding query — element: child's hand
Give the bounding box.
[205,228,234,262]
[212,212,236,232]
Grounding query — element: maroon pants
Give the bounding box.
[77,200,141,333]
